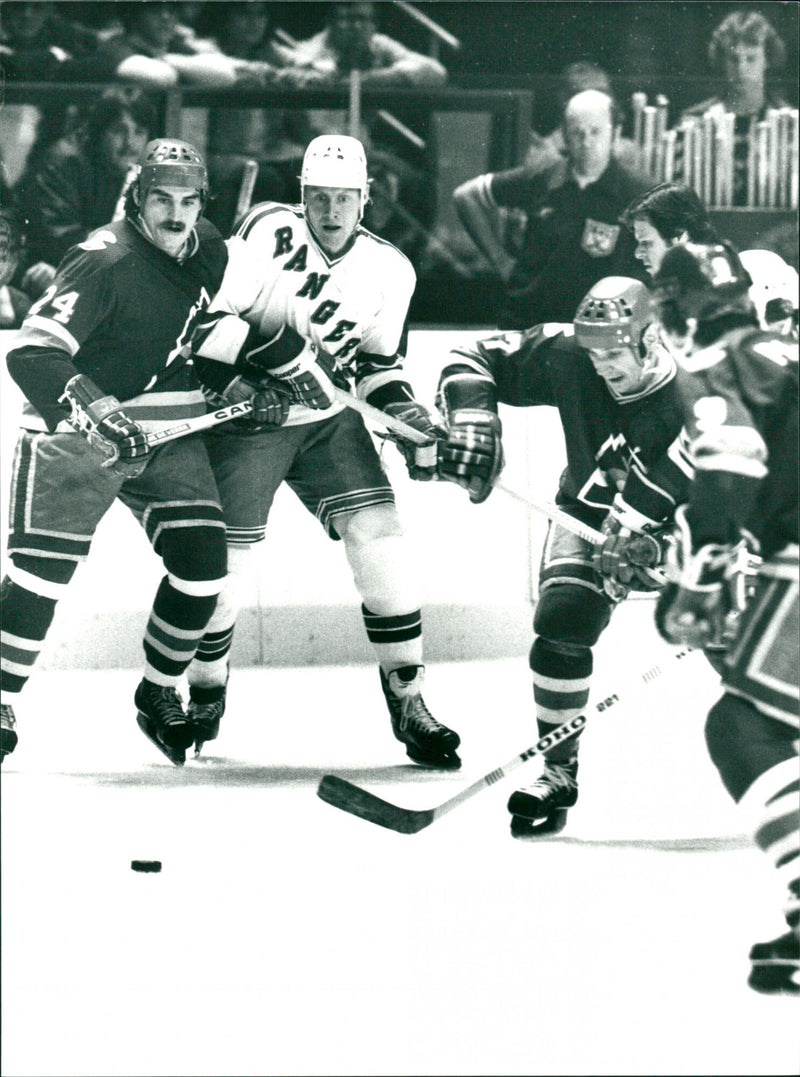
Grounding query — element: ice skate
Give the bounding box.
[508,758,579,838]
[188,685,226,756]
[1,702,18,763]
[381,665,461,769]
[748,929,800,995]
[135,679,194,766]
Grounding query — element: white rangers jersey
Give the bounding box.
[196,201,417,426]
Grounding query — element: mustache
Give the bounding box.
[159,221,187,232]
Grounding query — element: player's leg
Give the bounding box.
[705,550,799,993]
[1,432,121,762]
[291,409,461,768]
[509,522,614,836]
[185,423,306,752]
[121,438,228,764]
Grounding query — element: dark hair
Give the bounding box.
[83,87,157,157]
[709,10,786,72]
[115,1,179,33]
[556,61,612,112]
[621,182,719,243]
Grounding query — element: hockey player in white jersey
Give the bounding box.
[184,134,461,767]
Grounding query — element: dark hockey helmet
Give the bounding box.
[652,241,753,336]
[136,138,209,205]
[573,276,652,359]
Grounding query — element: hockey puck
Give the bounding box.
[131,860,162,873]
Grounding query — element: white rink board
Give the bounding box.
[1,328,565,668]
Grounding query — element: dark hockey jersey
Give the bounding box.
[438,324,694,530]
[7,216,228,433]
[676,326,799,559]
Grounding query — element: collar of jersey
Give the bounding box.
[307,221,360,265]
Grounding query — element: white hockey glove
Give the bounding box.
[245,324,336,410]
[592,515,670,593]
[382,400,444,480]
[654,507,759,650]
[437,408,504,504]
[60,374,150,476]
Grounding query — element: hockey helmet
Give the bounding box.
[301,135,369,214]
[135,138,208,205]
[573,277,652,358]
[652,241,753,336]
[739,249,799,331]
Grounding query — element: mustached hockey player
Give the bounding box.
[434,277,694,835]
[185,134,461,768]
[653,241,799,994]
[0,139,228,766]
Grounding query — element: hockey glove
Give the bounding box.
[202,375,290,430]
[593,515,669,592]
[60,374,150,476]
[654,507,759,649]
[437,408,504,504]
[244,324,335,410]
[383,400,444,481]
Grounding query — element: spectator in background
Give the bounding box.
[15,87,156,280]
[454,89,650,329]
[526,61,648,177]
[91,0,247,87]
[284,1,447,89]
[621,181,720,278]
[201,1,315,233]
[0,209,34,330]
[680,10,790,206]
[0,0,99,81]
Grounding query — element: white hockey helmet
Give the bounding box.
[739,249,799,331]
[300,135,369,214]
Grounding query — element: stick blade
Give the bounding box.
[316,775,433,834]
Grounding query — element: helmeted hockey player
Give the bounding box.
[183,133,461,768]
[652,241,799,995]
[738,248,799,340]
[433,276,693,834]
[0,137,229,766]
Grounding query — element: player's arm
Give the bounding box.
[452,173,516,282]
[6,257,108,429]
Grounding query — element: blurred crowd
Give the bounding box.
[0,2,796,327]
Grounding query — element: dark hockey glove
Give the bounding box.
[593,515,669,592]
[243,324,335,410]
[60,374,150,476]
[202,375,290,430]
[437,408,504,504]
[382,400,444,480]
[654,507,759,649]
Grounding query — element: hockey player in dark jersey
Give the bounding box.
[434,276,694,835]
[652,241,799,995]
[0,138,229,766]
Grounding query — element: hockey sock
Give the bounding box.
[143,575,218,687]
[186,545,251,689]
[362,604,424,672]
[530,637,591,764]
[738,757,800,929]
[1,573,63,693]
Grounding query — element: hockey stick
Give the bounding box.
[332,387,607,546]
[317,647,695,833]
[234,159,259,222]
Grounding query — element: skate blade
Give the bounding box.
[406,749,462,770]
[136,712,186,766]
[510,809,569,839]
